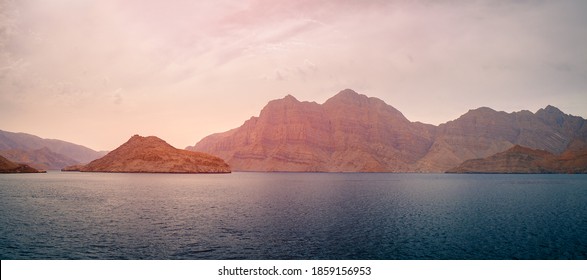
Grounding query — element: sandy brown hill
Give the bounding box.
[0,155,43,173]
[189,89,435,172]
[81,135,230,173]
[447,144,587,174]
[0,147,78,170]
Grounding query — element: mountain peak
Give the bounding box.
[325,88,370,106]
[334,88,363,99]
[338,88,360,96]
[283,94,299,102]
[538,105,563,115]
[468,107,498,114]
[126,135,171,147]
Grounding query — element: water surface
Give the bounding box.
[1,172,586,259]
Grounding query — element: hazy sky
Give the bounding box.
[1,0,586,151]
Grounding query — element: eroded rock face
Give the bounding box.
[190,89,435,172]
[81,135,230,173]
[188,89,587,172]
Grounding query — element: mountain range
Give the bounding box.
[3,89,586,173]
[0,129,106,170]
[189,89,587,172]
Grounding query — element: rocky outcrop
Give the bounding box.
[0,147,78,170]
[189,89,587,172]
[81,135,230,173]
[0,155,44,173]
[447,143,587,174]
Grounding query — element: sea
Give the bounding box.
[0,171,586,260]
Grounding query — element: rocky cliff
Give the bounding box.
[0,155,43,173]
[81,135,230,173]
[189,89,587,172]
[189,89,435,172]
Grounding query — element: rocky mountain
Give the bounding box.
[80,135,230,173]
[447,143,587,174]
[418,105,587,171]
[189,89,587,172]
[190,89,435,172]
[0,155,43,173]
[0,147,78,170]
[0,129,106,164]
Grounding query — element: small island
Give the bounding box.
[63,135,230,173]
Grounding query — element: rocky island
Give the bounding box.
[0,155,44,173]
[70,135,230,173]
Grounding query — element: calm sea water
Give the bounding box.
[0,172,586,260]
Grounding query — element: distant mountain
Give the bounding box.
[0,147,78,170]
[447,143,587,174]
[418,106,587,171]
[0,129,106,164]
[80,135,230,173]
[189,89,587,172]
[0,155,43,173]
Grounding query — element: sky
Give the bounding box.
[1,0,586,151]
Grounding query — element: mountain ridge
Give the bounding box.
[0,147,78,170]
[189,89,586,172]
[0,129,106,164]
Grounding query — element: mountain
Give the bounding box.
[189,89,435,172]
[447,143,587,174]
[418,106,587,171]
[189,89,587,172]
[80,135,230,173]
[0,129,106,164]
[0,155,43,173]
[0,147,78,170]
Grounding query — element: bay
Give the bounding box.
[0,172,586,259]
